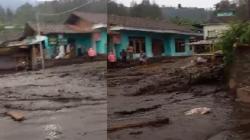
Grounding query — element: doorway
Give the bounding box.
[152,39,164,56]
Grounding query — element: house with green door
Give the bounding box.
[108,15,203,59]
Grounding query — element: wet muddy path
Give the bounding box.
[0,61,107,140]
[108,58,250,140]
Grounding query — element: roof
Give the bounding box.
[207,16,238,25]
[26,22,92,34]
[188,40,216,45]
[7,36,47,47]
[108,15,201,36]
[0,30,24,45]
[72,12,107,24]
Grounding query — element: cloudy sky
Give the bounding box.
[115,0,222,9]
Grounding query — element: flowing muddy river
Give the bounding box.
[0,61,107,140]
[108,58,250,140]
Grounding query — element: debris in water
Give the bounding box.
[6,111,25,121]
[185,107,211,116]
[108,117,169,132]
[115,105,162,115]
[129,131,143,135]
[236,86,250,103]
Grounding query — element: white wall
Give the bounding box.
[204,24,230,40]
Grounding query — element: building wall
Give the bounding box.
[65,34,92,55]
[165,34,192,57]
[45,33,92,58]
[0,56,16,70]
[95,29,107,54]
[111,30,192,59]
[44,31,107,59]
[204,24,229,39]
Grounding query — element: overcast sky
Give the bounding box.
[115,0,222,9]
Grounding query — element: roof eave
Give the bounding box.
[110,26,203,36]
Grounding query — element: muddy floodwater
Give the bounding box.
[0,61,107,140]
[108,58,250,140]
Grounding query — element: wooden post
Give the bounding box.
[36,13,45,70]
[39,43,45,70]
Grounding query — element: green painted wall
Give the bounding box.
[111,30,193,59]
[167,35,192,57]
[44,30,109,59]
[45,33,92,58]
[65,34,92,55]
[95,29,107,54]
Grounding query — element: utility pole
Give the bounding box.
[36,12,45,70]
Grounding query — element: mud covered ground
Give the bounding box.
[0,61,107,140]
[108,58,250,140]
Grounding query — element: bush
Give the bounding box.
[216,22,250,65]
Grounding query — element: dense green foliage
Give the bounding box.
[108,0,211,23]
[217,22,250,65]
[162,7,212,24]
[107,0,128,16]
[108,0,162,19]
[129,0,162,19]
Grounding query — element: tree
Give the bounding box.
[130,0,162,19]
[235,0,250,20]
[0,6,5,23]
[5,8,13,23]
[108,0,128,16]
[216,22,250,65]
[215,0,236,12]
[15,3,35,24]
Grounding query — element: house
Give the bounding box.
[0,30,27,71]
[2,36,49,70]
[23,12,107,60]
[190,16,235,55]
[108,15,203,59]
[65,12,107,55]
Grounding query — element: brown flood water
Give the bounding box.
[0,61,107,140]
[108,58,250,140]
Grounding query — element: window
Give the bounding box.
[207,30,217,39]
[175,39,185,53]
[128,37,145,53]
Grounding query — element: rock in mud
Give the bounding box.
[236,86,250,103]
[6,111,25,121]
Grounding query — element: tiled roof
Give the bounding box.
[0,30,23,45]
[108,15,196,34]
[72,12,107,24]
[207,16,238,24]
[27,22,92,34]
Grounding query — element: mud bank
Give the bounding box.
[0,61,107,140]
[108,58,250,140]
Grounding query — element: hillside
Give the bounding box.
[162,7,212,23]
